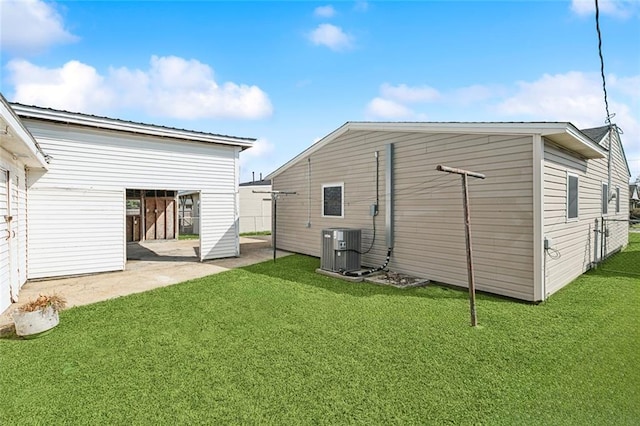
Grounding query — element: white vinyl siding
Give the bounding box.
[0,167,9,312]
[0,155,30,312]
[27,188,125,278]
[23,119,240,279]
[567,172,579,220]
[238,185,271,234]
[200,191,238,260]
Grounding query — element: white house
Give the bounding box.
[268,122,630,302]
[0,95,49,313]
[0,97,253,313]
[239,178,271,234]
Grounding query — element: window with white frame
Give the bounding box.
[602,182,609,215]
[567,172,579,220]
[615,186,620,213]
[322,183,343,217]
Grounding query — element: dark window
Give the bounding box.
[615,186,620,213]
[567,174,578,220]
[602,183,609,215]
[323,184,343,217]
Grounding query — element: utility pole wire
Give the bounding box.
[594,0,612,124]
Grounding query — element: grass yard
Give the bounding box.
[178,233,199,240]
[240,230,272,237]
[1,235,638,424]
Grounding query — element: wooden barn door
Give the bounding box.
[144,190,176,240]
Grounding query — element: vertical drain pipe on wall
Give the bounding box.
[386,143,394,250]
[307,158,311,228]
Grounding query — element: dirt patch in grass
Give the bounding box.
[365,271,430,289]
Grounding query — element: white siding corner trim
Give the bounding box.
[533,134,545,301]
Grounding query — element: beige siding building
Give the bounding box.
[268,122,630,302]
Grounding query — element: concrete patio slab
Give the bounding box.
[0,236,289,334]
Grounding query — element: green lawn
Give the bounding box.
[178,233,199,240]
[1,235,638,424]
[240,230,272,237]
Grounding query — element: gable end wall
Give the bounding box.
[274,130,536,301]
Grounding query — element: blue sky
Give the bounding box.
[1,0,639,182]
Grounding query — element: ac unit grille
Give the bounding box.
[321,228,361,272]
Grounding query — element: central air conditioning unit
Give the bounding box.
[321,228,361,273]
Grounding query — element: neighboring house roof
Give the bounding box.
[579,124,632,178]
[0,94,49,168]
[240,179,272,187]
[11,103,256,150]
[267,121,607,180]
[631,184,640,201]
[580,125,610,144]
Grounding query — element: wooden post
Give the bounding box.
[436,165,485,327]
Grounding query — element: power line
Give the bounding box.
[595,0,612,125]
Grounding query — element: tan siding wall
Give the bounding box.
[543,133,629,296]
[274,131,536,300]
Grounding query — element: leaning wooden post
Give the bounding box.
[436,165,486,327]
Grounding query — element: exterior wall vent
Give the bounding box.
[321,228,361,273]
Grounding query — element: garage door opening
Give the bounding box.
[126,189,200,262]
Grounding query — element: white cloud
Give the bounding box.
[366,97,415,119]
[7,59,113,112]
[570,0,640,18]
[496,71,639,177]
[496,72,605,124]
[242,138,274,158]
[314,5,336,18]
[380,83,440,103]
[6,55,273,119]
[363,72,639,178]
[609,74,640,100]
[309,24,353,51]
[0,0,78,53]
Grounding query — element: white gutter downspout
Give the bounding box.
[533,134,545,301]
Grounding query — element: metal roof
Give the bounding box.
[267,121,607,180]
[0,94,49,168]
[11,103,255,150]
[240,179,271,187]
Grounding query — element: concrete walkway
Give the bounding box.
[0,236,289,334]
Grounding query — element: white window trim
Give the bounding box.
[321,182,344,218]
[602,181,609,216]
[566,171,579,222]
